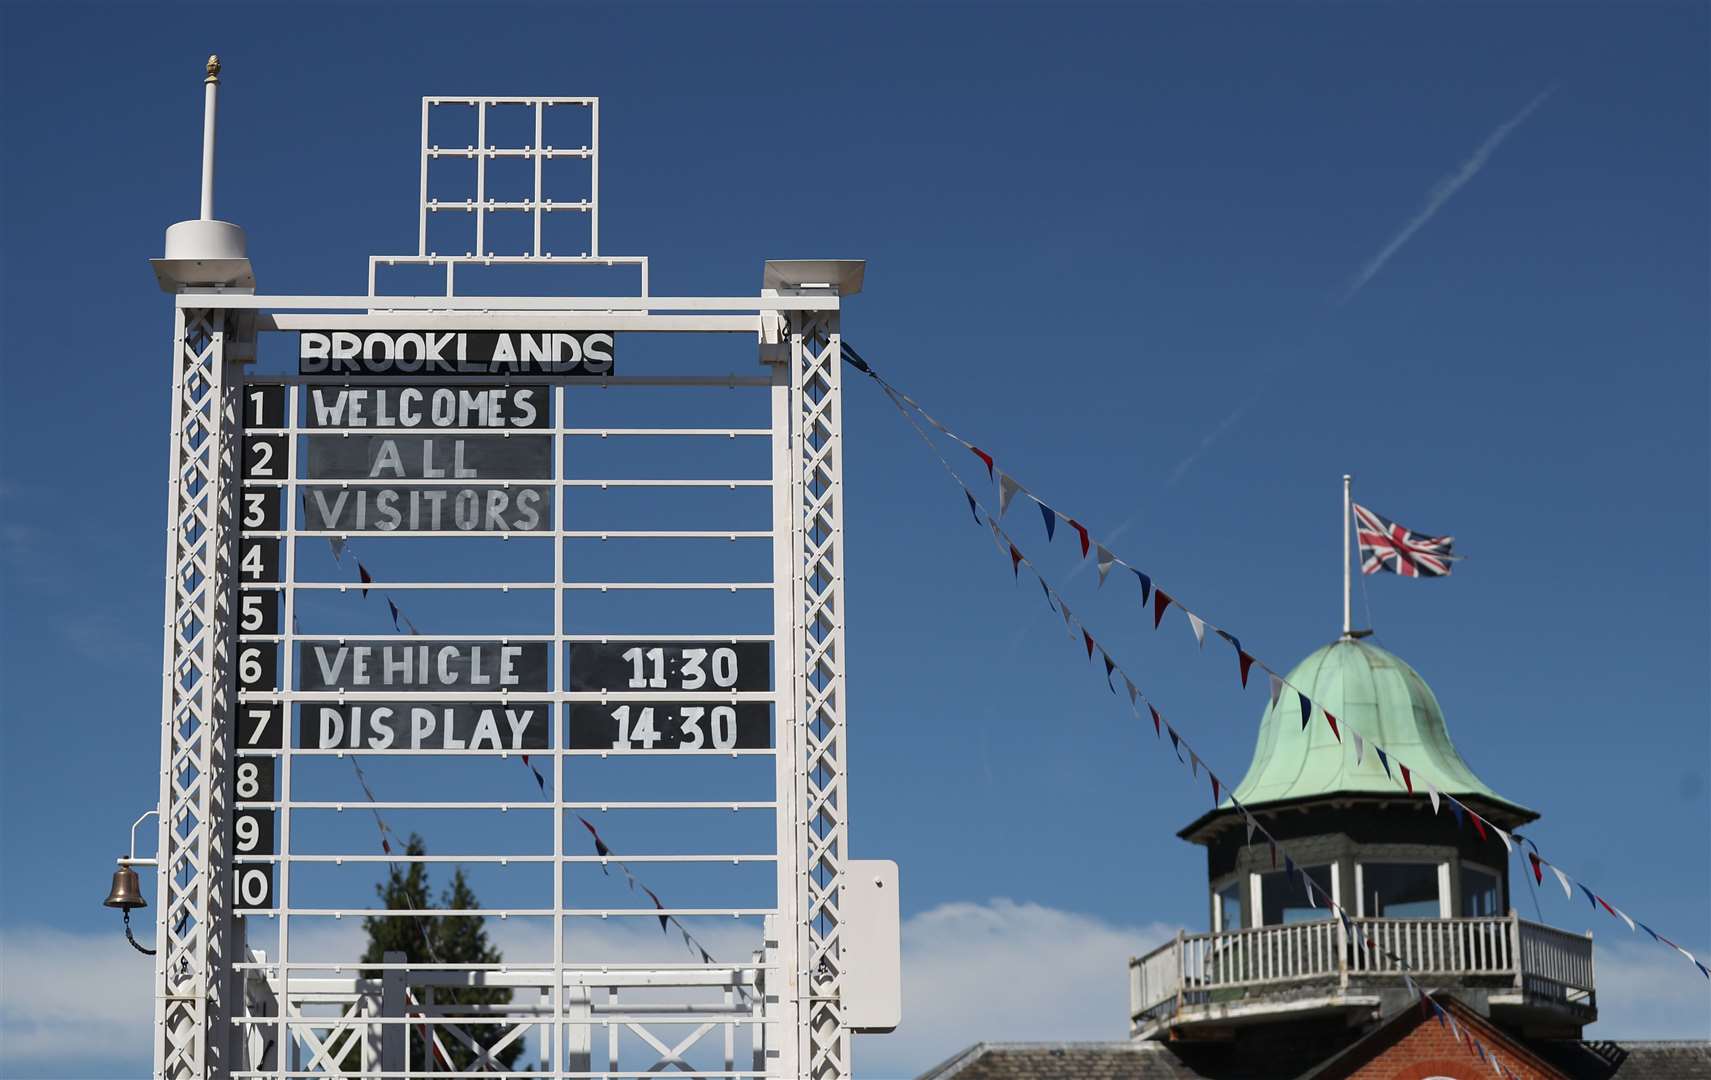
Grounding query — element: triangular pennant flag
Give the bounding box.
[328,536,347,562]
[998,472,1023,515]
[1082,629,1095,660]
[1284,854,1296,876]
[1238,651,1256,688]
[1152,589,1172,629]
[969,445,994,479]
[1298,692,1313,731]
[1551,865,1573,900]
[1474,1041,1486,1063]
[1186,611,1206,648]
[1268,674,1285,707]
[1103,653,1117,692]
[988,518,1007,557]
[358,563,373,597]
[1640,921,1662,943]
[1124,677,1138,706]
[965,491,981,524]
[1133,569,1152,606]
[1608,902,1636,932]
[1069,519,1090,558]
[1528,852,1544,885]
[1096,544,1116,586]
[1210,774,1221,804]
[578,817,613,873]
[1400,763,1413,793]
[1189,752,1200,779]
[1060,599,1076,634]
[1579,884,1598,911]
[642,886,669,932]
[403,616,422,636]
[1038,576,1056,611]
[1495,828,1514,855]
[1214,629,1241,653]
[1447,799,1465,829]
[1167,725,1183,762]
[1148,704,1162,738]
[1009,544,1023,578]
[1306,871,1317,907]
[388,597,401,631]
[1374,746,1392,779]
[1469,812,1487,842]
[1325,711,1341,742]
[1426,780,1440,814]
[1039,502,1057,541]
[1353,731,1366,766]
[1244,809,1257,844]
[531,765,547,793]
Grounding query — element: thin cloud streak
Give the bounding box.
[1164,391,1261,489]
[1337,87,1555,306]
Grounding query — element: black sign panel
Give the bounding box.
[299,331,614,377]
[304,435,553,480]
[234,808,276,856]
[240,538,280,583]
[305,385,549,429]
[300,485,552,532]
[235,865,274,910]
[569,702,770,751]
[241,488,282,532]
[300,702,551,751]
[568,641,770,693]
[245,385,286,429]
[298,640,551,692]
[240,589,281,636]
[235,758,276,803]
[239,703,285,750]
[238,642,279,692]
[243,434,288,480]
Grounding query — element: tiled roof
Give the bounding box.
[1532,1040,1711,1079]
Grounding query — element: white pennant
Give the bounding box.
[1244,811,1257,844]
[1551,865,1573,901]
[1353,731,1366,766]
[1189,752,1200,779]
[1124,677,1138,705]
[1306,871,1317,907]
[988,518,1009,558]
[1426,780,1441,815]
[1268,674,1284,707]
[328,536,347,562]
[1186,611,1206,648]
[1096,544,1116,586]
[1495,828,1514,855]
[1613,905,1636,933]
[998,473,1023,515]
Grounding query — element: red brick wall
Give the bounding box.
[1350,1009,1562,1080]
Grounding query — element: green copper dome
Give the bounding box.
[1226,638,1534,824]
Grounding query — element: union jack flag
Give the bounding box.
[1353,503,1457,578]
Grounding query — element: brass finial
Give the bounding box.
[205,55,221,84]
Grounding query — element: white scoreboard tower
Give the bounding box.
[141,65,897,1080]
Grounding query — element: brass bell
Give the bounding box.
[104,864,147,911]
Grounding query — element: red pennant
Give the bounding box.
[1083,629,1095,659]
[1597,895,1619,919]
[1400,764,1413,794]
[969,446,995,479]
[1210,775,1221,804]
[1325,711,1341,742]
[1238,651,1256,688]
[1148,704,1161,737]
[381,836,391,855]
[1068,519,1090,558]
[1528,852,1544,885]
[1470,814,1487,842]
[1009,544,1023,577]
[1152,589,1171,628]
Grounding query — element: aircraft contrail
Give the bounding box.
[1337,87,1555,305]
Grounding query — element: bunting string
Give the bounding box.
[845,342,1708,984]
[318,533,742,981]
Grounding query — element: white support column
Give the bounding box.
[789,311,851,1080]
[155,308,240,1079]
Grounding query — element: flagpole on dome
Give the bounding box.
[1342,474,1354,638]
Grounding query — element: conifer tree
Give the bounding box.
[354,834,523,1071]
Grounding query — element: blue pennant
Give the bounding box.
[1298,693,1312,730]
[1133,569,1152,606]
[1375,746,1392,779]
[965,491,980,524]
[1039,502,1057,541]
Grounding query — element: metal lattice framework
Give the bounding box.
[791,318,849,1080]
[155,309,242,1078]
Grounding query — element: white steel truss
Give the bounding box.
[156,308,244,1078]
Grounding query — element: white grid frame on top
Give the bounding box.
[153,290,854,1079]
[367,97,650,297]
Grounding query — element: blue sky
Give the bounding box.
[2,2,1707,1076]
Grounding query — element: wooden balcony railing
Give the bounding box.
[1130,914,1594,1031]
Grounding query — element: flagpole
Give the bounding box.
[1342,474,1352,637]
